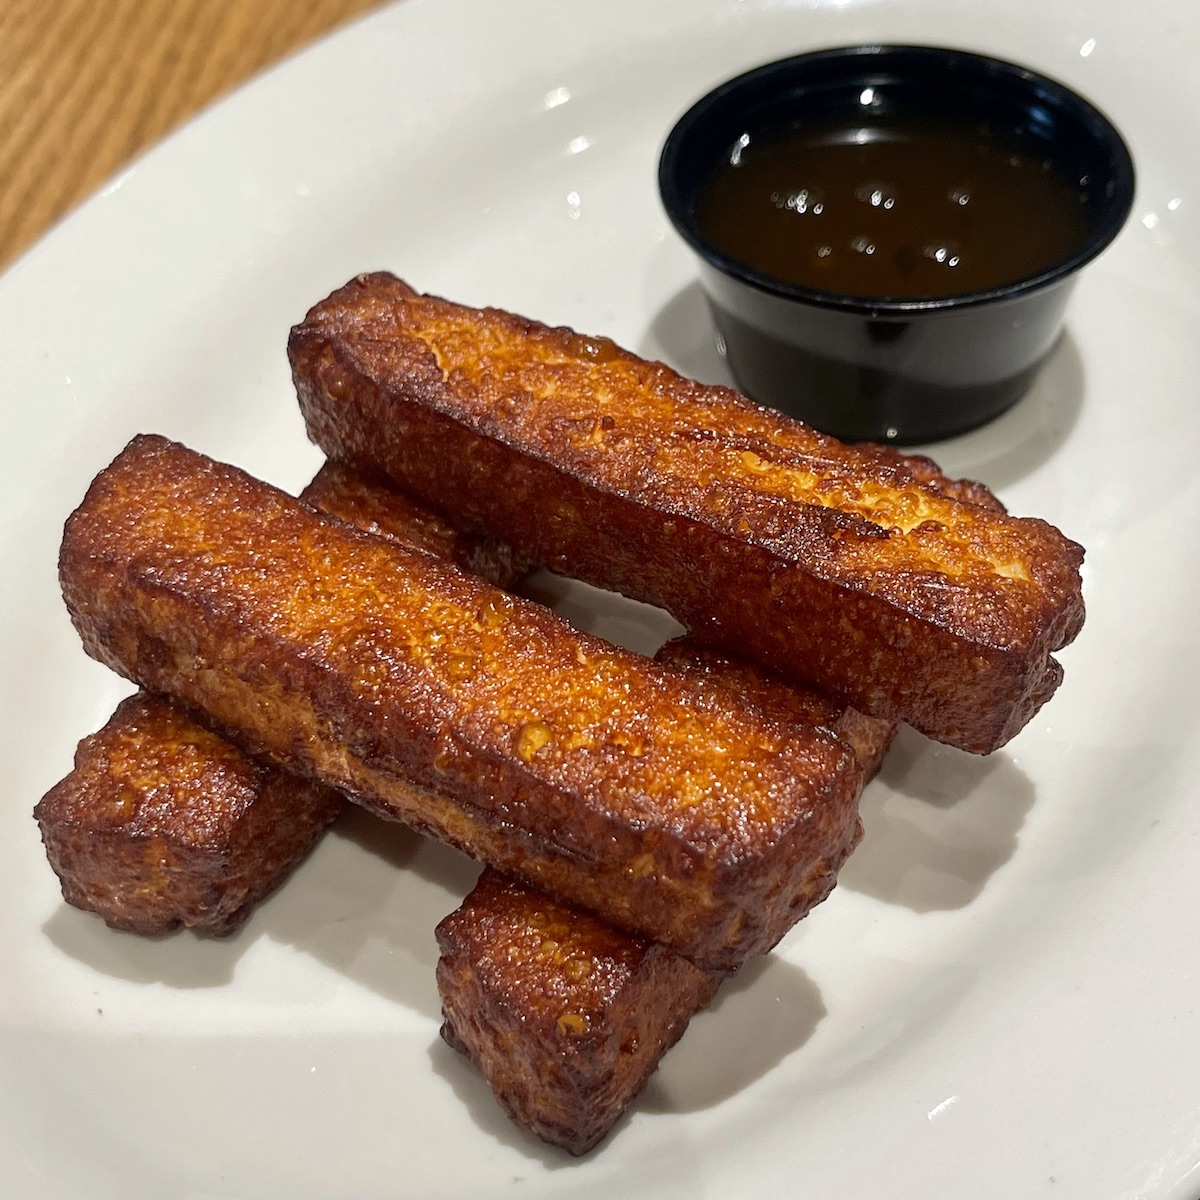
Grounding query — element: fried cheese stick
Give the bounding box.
[437,641,894,1154]
[35,461,526,936]
[59,436,863,971]
[289,271,1085,754]
[34,691,344,936]
[46,456,891,1150]
[35,638,887,1151]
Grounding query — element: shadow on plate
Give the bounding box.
[258,807,480,1017]
[426,952,823,1159]
[927,329,1084,492]
[638,280,736,389]
[838,727,1035,911]
[41,805,478,1018]
[640,955,825,1113]
[639,281,1084,492]
[42,904,247,990]
[521,569,684,658]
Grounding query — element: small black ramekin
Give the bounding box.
[658,45,1135,443]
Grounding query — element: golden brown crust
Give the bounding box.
[34,692,344,935]
[300,460,530,589]
[289,272,1085,753]
[59,435,863,970]
[36,462,509,938]
[855,443,1009,514]
[47,453,887,1148]
[436,869,723,1155]
[655,638,896,781]
[436,658,892,1155]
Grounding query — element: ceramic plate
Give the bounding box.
[2,0,1198,1196]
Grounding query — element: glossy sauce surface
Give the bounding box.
[694,114,1092,299]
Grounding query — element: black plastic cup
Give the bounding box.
[658,46,1135,443]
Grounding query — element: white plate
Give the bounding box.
[3,0,1198,1196]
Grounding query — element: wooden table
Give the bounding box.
[0,0,387,270]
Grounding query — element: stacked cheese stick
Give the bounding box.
[37,275,1084,1153]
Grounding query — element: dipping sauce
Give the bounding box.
[694,114,1093,299]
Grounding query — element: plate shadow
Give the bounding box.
[640,955,825,1113]
[42,804,479,1018]
[839,727,1035,911]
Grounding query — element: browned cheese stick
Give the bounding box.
[35,461,526,937]
[301,459,531,589]
[45,455,891,1151]
[34,633,888,1152]
[437,642,894,1154]
[59,435,864,971]
[288,271,1085,754]
[34,691,344,936]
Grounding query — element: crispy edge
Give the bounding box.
[34,691,344,935]
[58,436,864,970]
[38,463,521,938]
[289,272,1085,753]
[435,657,893,1154]
[301,460,531,590]
[47,454,889,1149]
[436,869,723,1155]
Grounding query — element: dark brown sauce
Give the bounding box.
[694,115,1092,299]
